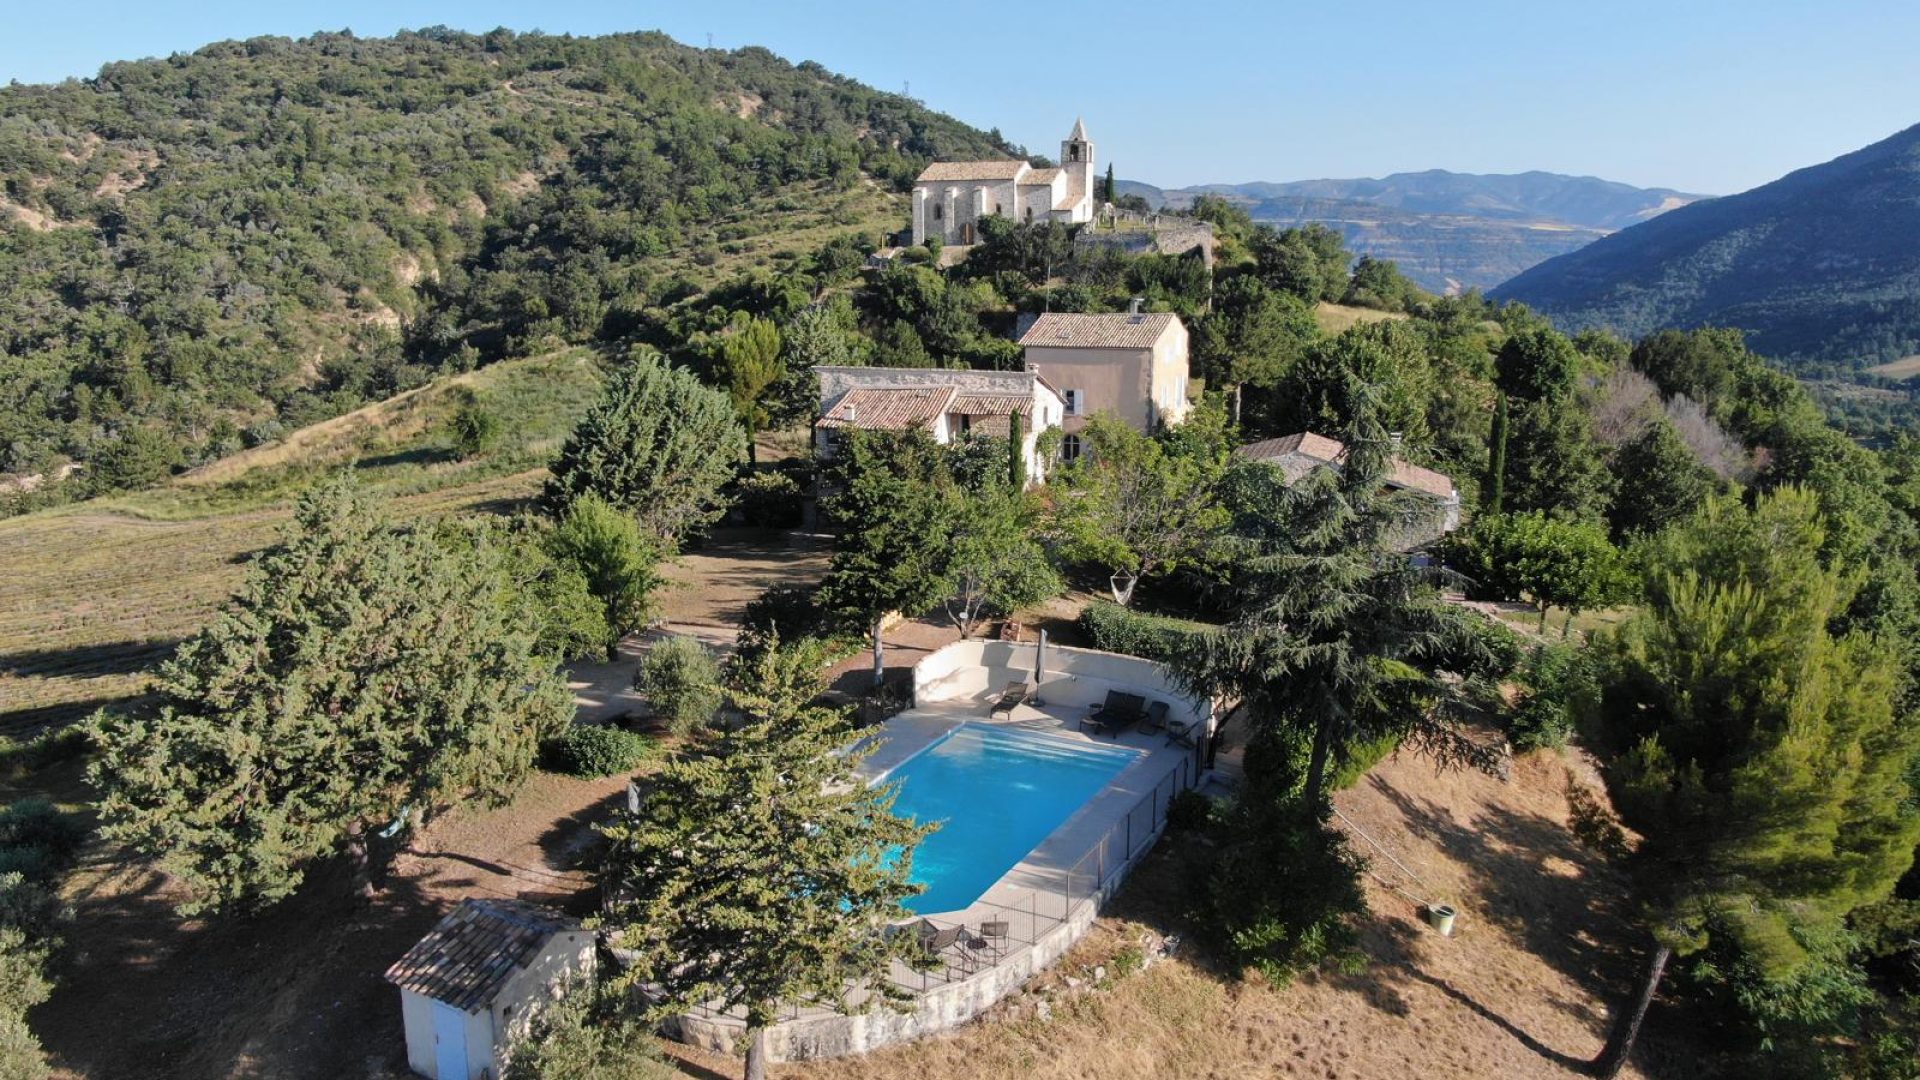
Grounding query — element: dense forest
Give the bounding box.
[0,28,1013,497]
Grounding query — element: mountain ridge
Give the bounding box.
[1492,122,1920,370]
[1119,170,1706,293]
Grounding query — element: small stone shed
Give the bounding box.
[385,899,595,1080]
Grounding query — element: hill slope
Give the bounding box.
[1493,123,1920,371]
[1119,171,1703,293]
[0,28,1008,493]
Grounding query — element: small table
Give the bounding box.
[1165,717,1203,747]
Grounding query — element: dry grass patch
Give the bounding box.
[1865,354,1920,380]
[1314,301,1408,336]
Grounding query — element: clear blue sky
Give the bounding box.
[8,0,1918,195]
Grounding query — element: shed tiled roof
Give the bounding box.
[1020,168,1062,185]
[917,160,1029,183]
[1237,432,1456,499]
[951,392,1033,417]
[385,900,577,1013]
[1019,312,1180,351]
[816,386,957,431]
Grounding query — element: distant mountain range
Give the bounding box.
[1118,171,1707,294]
[1493,124,1920,371]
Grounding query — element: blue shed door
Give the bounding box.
[432,1001,469,1080]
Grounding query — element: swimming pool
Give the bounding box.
[881,723,1142,915]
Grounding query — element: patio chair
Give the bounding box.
[1139,700,1171,736]
[903,918,988,975]
[988,680,1031,721]
[1078,691,1146,738]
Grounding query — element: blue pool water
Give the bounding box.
[882,723,1140,915]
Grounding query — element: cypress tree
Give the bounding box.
[1008,409,1025,489]
[1486,391,1508,514]
[1103,163,1116,205]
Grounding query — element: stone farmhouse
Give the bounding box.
[1018,307,1193,459]
[1237,431,1463,545]
[911,119,1098,245]
[813,366,1065,485]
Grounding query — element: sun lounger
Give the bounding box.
[1078,691,1146,738]
[1139,700,1171,735]
[989,681,1031,720]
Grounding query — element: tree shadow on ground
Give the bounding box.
[0,638,180,680]
[32,850,446,1080]
[535,784,631,885]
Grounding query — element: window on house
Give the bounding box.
[1064,389,1084,416]
[932,204,943,220]
[1025,207,1033,223]
[1060,434,1082,463]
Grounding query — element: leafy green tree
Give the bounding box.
[1046,415,1229,603]
[1443,511,1633,632]
[1341,255,1424,312]
[90,478,572,912]
[1607,416,1713,540]
[942,488,1062,638]
[1588,489,1920,1077]
[598,639,930,1080]
[637,636,723,736]
[0,924,52,1079]
[718,317,784,461]
[87,425,182,494]
[1266,320,1433,450]
[448,392,503,458]
[1178,381,1499,808]
[1252,223,1352,303]
[544,353,748,542]
[1192,276,1318,425]
[869,319,933,368]
[547,494,666,660]
[817,430,958,684]
[502,987,676,1080]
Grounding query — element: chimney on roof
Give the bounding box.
[1128,297,1144,315]
[847,403,858,423]
[1389,431,1403,451]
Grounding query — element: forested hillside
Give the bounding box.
[0,28,1011,499]
[1494,122,1920,372]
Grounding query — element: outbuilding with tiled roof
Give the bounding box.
[1236,431,1463,543]
[386,899,595,1080]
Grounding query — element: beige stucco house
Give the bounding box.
[814,366,1064,485]
[1017,309,1192,457]
[1237,431,1463,545]
[911,119,1097,246]
[386,899,595,1080]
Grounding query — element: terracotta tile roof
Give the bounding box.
[385,900,578,1012]
[951,392,1033,417]
[816,386,957,431]
[916,160,1029,183]
[1021,168,1062,185]
[1018,312,1181,351]
[1237,432,1456,499]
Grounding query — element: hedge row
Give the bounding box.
[1077,601,1217,664]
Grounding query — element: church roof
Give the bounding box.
[1021,168,1061,185]
[1237,432,1456,499]
[917,160,1029,183]
[1068,117,1089,141]
[1019,312,1181,351]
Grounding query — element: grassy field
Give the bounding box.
[1866,354,1920,380]
[0,350,607,741]
[1314,301,1409,336]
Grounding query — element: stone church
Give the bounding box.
[911,119,1098,246]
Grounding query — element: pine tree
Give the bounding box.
[543,352,748,542]
[598,637,931,1080]
[719,317,784,464]
[90,478,573,913]
[1589,489,1920,1076]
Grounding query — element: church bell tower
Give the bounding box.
[1062,118,1095,207]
